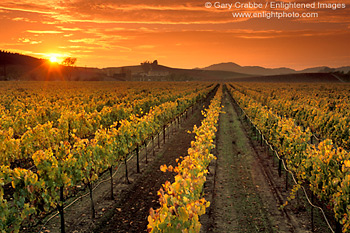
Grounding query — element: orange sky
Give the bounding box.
[0,0,349,70]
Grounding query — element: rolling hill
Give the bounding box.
[201,62,350,77]
[202,62,295,76]
[103,62,251,81]
[230,73,345,83]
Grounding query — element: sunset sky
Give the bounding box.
[0,0,349,70]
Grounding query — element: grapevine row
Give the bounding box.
[230,83,350,149]
[147,86,222,233]
[1,83,213,166]
[227,84,350,232]
[0,82,202,136]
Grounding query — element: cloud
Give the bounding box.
[18,38,42,44]
[12,17,37,23]
[56,26,82,31]
[85,4,210,12]
[27,30,63,34]
[114,45,132,51]
[0,5,55,15]
[69,38,97,44]
[68,37,131,51]
[56,0,350,25]
[45,1,239,24]
[136,45,156,49]
[1,0,349,27]
[42,20,61,25]
[3,0,349,27]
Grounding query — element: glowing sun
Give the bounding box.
[49,56,58,63]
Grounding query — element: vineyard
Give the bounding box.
[1,81,350,233]
[0,81,216,232]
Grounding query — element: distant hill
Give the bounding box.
[0,50,107,81]
[335,66,350,73]
[202,62,295,76]
[231,73,345,83]
[0,50,44,67]
[201,62,350,77]
[298,66,328,73]
[103,61,251,81]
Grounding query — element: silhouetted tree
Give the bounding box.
[62,57,77,67]
[62,57,77,80]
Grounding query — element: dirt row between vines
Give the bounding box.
[31,88,217,233]
[201,86,332,233]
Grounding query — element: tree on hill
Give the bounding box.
[62,57,77,80]
[62,57,77,67]
[140,60,159,76]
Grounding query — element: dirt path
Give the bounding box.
[202,87,306,233]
